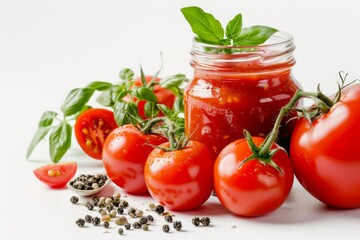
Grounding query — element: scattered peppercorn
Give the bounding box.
[146,215,154,222]
[113,192,121,199]
[103,221,110,228]
[85,203,94,211]
[115,216,128,225]
[76,218,85,227]
[92,216,101,226]
[118,228,124,235]
[154,204,165,215]
[92,196,99,205]
[70,173,108,191]
[164,215,173,223]
[135,209,144,218]
[139,217,148,225]
[120,200,129,208]
[105,197,113,205]
[70,196,79,204]
[173,221,182,231]
[133,221,141,229]
[124,223,131,230]
[109,210,117,218]
[106,204,113,211]
[84,215,93,223]
[117,206,124,215]
[201,217,211,226]
[162,224,170,233]
[142,224,149,231]
[192,217,200,226]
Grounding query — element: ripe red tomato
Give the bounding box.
[102,124,167,194]
[290,84,360,208]
[33,162,77,188]
[74,108,118,160]
[130,76,176,118]
[214,137,294,217]
[144,141,214,211]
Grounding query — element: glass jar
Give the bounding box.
[184,31,300,158]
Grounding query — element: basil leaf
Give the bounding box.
[225,13,242,42]
[119,68,134,81]
[160,74,187,89]
[173,96,184,113]
[132,87,158,102]
[157,104,171,116]
[49,122,72,163]
[234,25,278,46]
[87,81,113,91]
[38,111,57,127]
[61,88,95,116]
[96,90,114,107]
[73,105,92,119]
[26,126,53,159]
[113,101,139,126]
[181,6,224,44]
[144,101,159,118]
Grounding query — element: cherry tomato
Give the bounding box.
[33,162,77,188]
[102,124,167,194]
[129,76,176,118]
[290,84,360,208]
[144,141,214,211]
[214,137,294,217]
[74,108,118,160]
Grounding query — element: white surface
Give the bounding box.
[1,0,360,239]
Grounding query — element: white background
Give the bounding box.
[1,0,360,239]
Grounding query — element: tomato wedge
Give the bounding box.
[33,162,77,188]
[74,108,118,160]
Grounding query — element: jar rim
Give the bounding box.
[192,31,293,50]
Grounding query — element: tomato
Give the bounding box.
[290,84,360,208]
[144,141,214,211]
[74,108,118,160]
[214,137,294,217]
[102,124,167,194]
[130,76,176,118]
[33,162,77,188]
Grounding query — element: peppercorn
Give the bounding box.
[106,204,113,211]
[113,199,120,207]
[141,224,149,231]
[70,196,79,204]
[76,218,85,227]
[201,217,211,226]
[92,216,101,226]
[85,203,94,211]
[115,216,128,225]
[117,206,124,215]
[113,192,121,199]
[109,210,117,218]
[84,215,93,223]
[154,204,165,215]
[99,197,106,205]
[173,221,182,231]
[192,217,200,226]
[101,215,111,222]
[105,197,113,205]
[149,203,156,211]
[103,221,110,228]
[99,209,107,216]
[118,228,124,235]
[124,223,131,230]
[139,217,148,225]
[132,221,141,229]
[162,224,170,233]
[128,207,136,215]
[146,215,154,222]
[92,196,99,205]
[120,200,129,208]
[164,215,173,223]
[135,209,144,218]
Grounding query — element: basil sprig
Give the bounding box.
[181,6,278,47]
[27,67,187,163]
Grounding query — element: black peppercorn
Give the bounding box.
[201,217,211,226]
[70,196,79,204]
[192,217,200,226]
[118,228,124,235]
[76,218,85,227]
[146,215,154,222]
[84,215,93,223]
[92,196,99,205]
[173,221,182,231]
[139,217,148,225]
[103,221,110,228]
[92,216,101,226]
[162,224,170,233]
[120,200,129,208]
[85,203,94,211]
[117,206,124,215]
[132,221,141,229]
[124,223,131,230]
[164,215,173,223]
[154,204,165,215]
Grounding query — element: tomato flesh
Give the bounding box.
[102,124,167,194]
[74,108,118,160]
[214,137,294,217]
[144,141,214,211]
[33,162,77,188]
[290,84,360,208]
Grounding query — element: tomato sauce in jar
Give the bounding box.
[184,32,300,157]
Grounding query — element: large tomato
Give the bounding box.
[33,162,77,188]
[102,124,167,194]
[214,137,294,217]
[290,84,360,208]
[74,108,118,160]
[144,141,214,211]
[130,76,176,118]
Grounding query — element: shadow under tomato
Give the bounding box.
[184,197,230,216]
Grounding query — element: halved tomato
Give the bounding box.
[33,162,77,188]
[74,108,118,159]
